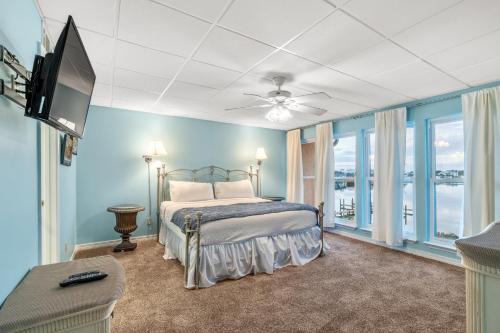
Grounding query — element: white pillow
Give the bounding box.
[169,181,214,202]
[214,179,255,199]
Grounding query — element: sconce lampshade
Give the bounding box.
[255,147,268,161]
[145,141,167,157]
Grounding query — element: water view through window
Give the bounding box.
[334,135,356,226]
[432,119,464,241]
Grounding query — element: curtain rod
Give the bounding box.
[288,82,500,132]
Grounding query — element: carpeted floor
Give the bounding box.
[75,233,465,333]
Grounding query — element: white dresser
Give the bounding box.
[0,256,125,333]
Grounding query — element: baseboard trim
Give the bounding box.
[74,234,158,253]
[328,229,462,268]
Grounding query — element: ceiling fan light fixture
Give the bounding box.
[265,105,293,123]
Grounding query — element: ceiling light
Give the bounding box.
[265,105,293,123]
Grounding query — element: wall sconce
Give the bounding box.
[255,147,268,197]
[143,141,167,226]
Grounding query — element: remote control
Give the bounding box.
[59,271,108,287]
[68,271,100,279]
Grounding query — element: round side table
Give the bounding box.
[107,204,145,252]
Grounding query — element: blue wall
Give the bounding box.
[76,106,287,244]
[0,0,41,303]
[303,81,500,260]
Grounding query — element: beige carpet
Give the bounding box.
[75,233,465,333]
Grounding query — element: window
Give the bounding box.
[334,134,356,227]
[403,126,415,239]
[364,126,415,237]
[429,118,464,246]
[302,142,315,206]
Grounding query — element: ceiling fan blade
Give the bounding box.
[225,104,273,111]
[289,92,331,104]
[243,93,273,103]
[287,103,327,116]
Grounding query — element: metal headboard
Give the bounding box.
[155,165,260,240]
[160,165,258,202]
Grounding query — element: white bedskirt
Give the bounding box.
[163,223,324,288]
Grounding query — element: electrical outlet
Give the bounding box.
[146,217,152,225]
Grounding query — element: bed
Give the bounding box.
[155,165,325,289]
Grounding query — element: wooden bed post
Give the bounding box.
[319,201,325,257]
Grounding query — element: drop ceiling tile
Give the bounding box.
[425,29,500,73]
[393,0,500,57]
[193,27,276,72]
[250,51,322,82]
[324,0,352,7]
[285,11,383,66]
[332,41,418,79]
[453,57,500,86]
[118,0,210,57]
[45,19,114,65]
[343,0,461,37]
[112,87,160,111]
[153,0,231,22]
[154,96,226,119]
[113,86,159,103]
[177,61,242,89]
[114,41,185,78]
[166,81,219,101]
[38,0,117,36]
[93,63,113,85]
[114,68,170,93]
[368,61,468,99]
[210,90,258,110]
[219,0,333,46]
[251,51,410,108]
[295,65,412,108]
[225,72,310,99]
[306,98,372,118]
[93,83,112,98]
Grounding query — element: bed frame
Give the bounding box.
[155,165,325,289]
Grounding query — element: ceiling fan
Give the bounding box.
[225,76,331,122]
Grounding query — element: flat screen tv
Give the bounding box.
[25,15,95,138]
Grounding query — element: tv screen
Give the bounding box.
[25,16,95,138]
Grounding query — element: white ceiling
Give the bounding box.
[36,0,500,130]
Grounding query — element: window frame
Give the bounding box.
[428,115,464,248]
[333,132,358,227]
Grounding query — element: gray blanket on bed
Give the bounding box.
[171,201,318,232]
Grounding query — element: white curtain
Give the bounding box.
[372,107,406,246]
[287,129,304,203]
[314,122,335,227]
[462,86,500,236]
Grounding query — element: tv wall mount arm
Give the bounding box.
[0,45,31,108]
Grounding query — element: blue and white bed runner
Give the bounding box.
[171,201,318,232]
